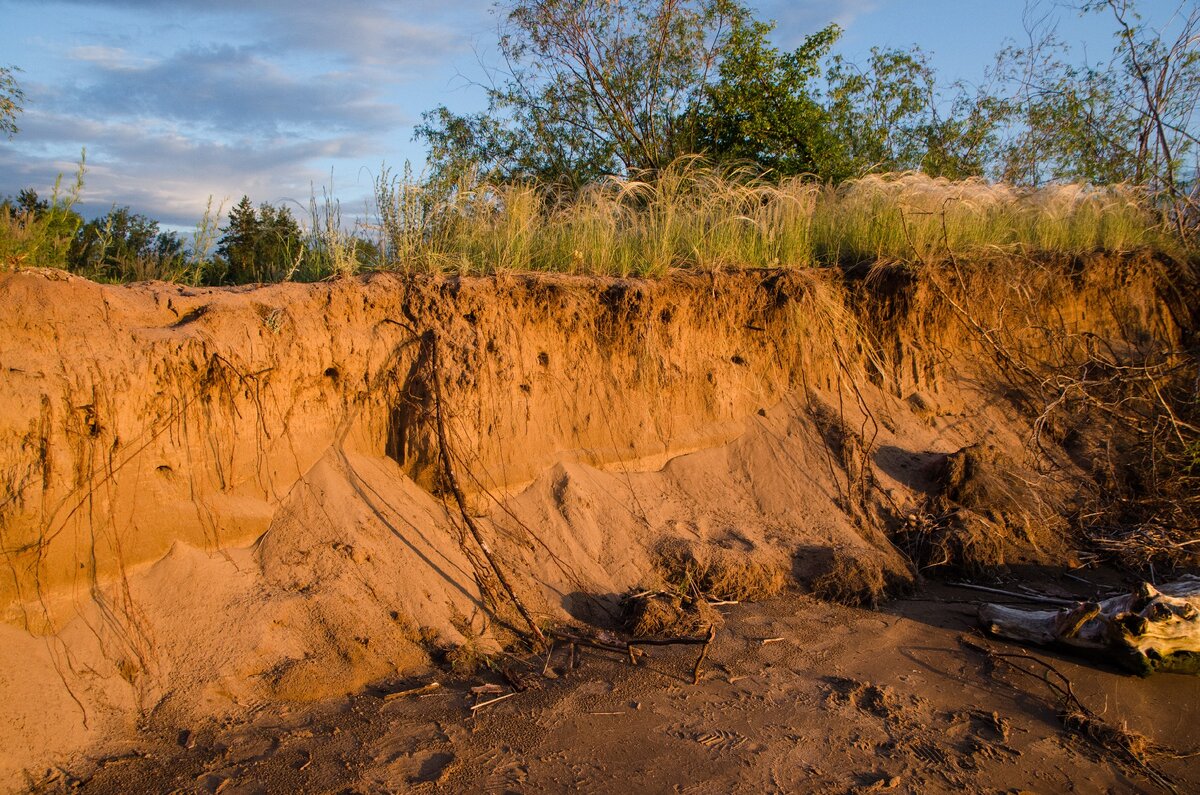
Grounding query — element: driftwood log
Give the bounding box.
[979,576,1200,675]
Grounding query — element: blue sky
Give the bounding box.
[0,1,1138,227]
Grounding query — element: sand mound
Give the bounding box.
[0,255,1189,787]
[898,443,1074,575]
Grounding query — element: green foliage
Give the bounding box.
[215,195,306,283]
[991,30,1145,186]
[0,155,86,269]
[0,65,23,139]
[69,206,186,282]
[417,0,752,188]
[695,20,840,175]
[989,1,1199,234]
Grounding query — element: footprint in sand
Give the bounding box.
[479,748,530,792]
[668,725,759,753]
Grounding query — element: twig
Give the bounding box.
[692,624,717,685]
[384,681,442,701]
[549,629,647,660]
[470,692,518,712]
[960,635,1180,792]
[948,581,1076,606]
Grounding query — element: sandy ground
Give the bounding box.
[39,577,1200,795]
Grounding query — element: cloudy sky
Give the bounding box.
[2,0,1123,228]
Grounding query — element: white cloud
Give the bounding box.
[66,45,145,69]
[755,0,881,46]
[1,109,381,226]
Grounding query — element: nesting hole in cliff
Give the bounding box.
[324,366,340,382]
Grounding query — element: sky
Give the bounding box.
[0,0,1141,229]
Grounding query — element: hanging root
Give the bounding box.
[426,329,547,649]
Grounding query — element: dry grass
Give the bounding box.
[653,537,787,603]
[622,591,723,638]
[807,549,889,608]
[363,159,1174,277]
[3,158,1177,282]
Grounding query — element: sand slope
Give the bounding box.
[0,257,1189,788]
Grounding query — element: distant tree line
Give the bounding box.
[0,188,343,284]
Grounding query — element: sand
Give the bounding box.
[1,254,1194,790]
[41,579,1200,794]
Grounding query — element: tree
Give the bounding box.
[1095,0,1200,233]
[218,195,260,279]
[1,65,23,139]
[821,46,1003,181]
[69,207,183,280]
[417,0,753,188]
[694,20,840,176]
[216,196,305,283]
[3,189,49,217]
[989,0,1200,232]
[415,1,1005,187]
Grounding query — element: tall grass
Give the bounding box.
[2,157,1178,283]
[0,156,85,270]
[368,159,1175,277]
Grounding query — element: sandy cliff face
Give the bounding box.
[0,256,1188,788]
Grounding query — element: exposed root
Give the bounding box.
[897,444,1066,575]
[961,634,1192,792]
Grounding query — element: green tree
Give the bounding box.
[417,0,753,188]
[988,0,1199,234]
[69,206,183,281]
[822,46,1002,181]
[1,65,23,139]
[695,20,840,176]
[0,161,86,270]
[216,196,305,283]
[2,188,49,217]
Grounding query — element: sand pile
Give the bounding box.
[0,254,1189,788]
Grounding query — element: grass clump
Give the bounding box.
[807,548,889,608]
[623,591,722,638]
[653,537,787,602]
[0,159,85,270]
